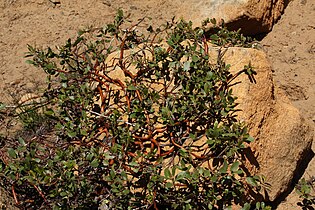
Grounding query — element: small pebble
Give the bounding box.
[130,6,137,10]
[49,0,61,4]
[9,79,22,86]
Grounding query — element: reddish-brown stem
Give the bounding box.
[93,60,100,73]
[122,164,137,176]
[109,159,115,166]
[153,127,167,134]
[151,138,160,156]
[91,72,125,89]
[119,39,136,79]
[12,185,19,205]
[203,37,209,55]
[127,151,137,157]
[32,184,47,203]
[133,134,152,141]
[160,147,175,157]
[54,68,68,74]
[125,94,131,112]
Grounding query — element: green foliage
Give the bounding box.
[0,10,268,209]
[202,18,254,48]
[295,177,315,209]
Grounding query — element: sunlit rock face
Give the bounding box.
[111,0,289,35]
[177,0,289,35]
[209,47,313,201]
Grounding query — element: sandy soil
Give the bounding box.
[0,0,201,104]
[0,0,314,209]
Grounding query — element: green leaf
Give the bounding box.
[183,61,191,71]
[45,63,55,70]
[7,148,17,159]
[55,123,63,130]
[90,159,99,168]
[241,203,251,210]
[122,189,130,195]
[210,34,219,41]
[256,202,261,209]
[127,85,137,91]
[104,152,115,160]
[219,160,228,174]
[176,171,189,181]
[246,177,258,187]
[73,37,84,46]
[210,18,216,25]
[260,202,266,209]
[60,191,68,197]
[203,169,211,177]
[165,182,173,188]
[45,109,55,116]
[0,103,6,110]
[60,73,67,80]
[18,138,26,146]
[129,161,139,167]
[230,161,240,172]
[67,131,77,138]
[164,168,171,179]
[247,136,255,142]
[80,129,88,136]
[77,30,85,36]
[25,60,34,65]
[192,55,199,62]
[167,39,174,47]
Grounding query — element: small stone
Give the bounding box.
[48,0,61,7]
[130,5,137,10]
[9,79,22,86]
[103,1,111,7]
[49,0,61,4]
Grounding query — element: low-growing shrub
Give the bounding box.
[295,177,315,209]
[0,10,269,209]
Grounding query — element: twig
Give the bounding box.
[32,184,47,203]
[12,185,19,205]
[87,110,135,126]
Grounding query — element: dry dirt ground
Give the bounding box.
[0,0,314,209]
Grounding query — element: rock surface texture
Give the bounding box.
[177,0,290,35]
[216,47,313,201]
[106,0,290,35]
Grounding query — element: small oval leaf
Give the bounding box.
[231,161,240,172]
